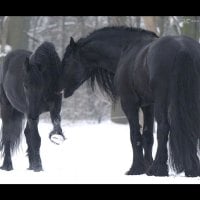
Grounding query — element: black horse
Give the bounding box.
[60,26,200,177]
[59,27,157,175]
[0,42,65,171]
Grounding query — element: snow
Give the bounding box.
[0,120,200,184]
[0,45,12,57]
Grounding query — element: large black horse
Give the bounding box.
[59,26,200,177]
[0,42,65,171]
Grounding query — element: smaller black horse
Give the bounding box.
[0,42,65,171]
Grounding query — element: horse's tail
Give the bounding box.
[0,83,24,157]
[168,49,200,176]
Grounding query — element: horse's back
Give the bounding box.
[2,49,31,75]
[147,35,200,86]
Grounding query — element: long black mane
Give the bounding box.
[75,26,158,101]
[30,41,61,91]
[90,67,116,101]
[77,26,158,46]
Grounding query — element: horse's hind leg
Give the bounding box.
[141,105,154,169]
[0,88,24,171]
[147,92,169,176]
[120,96,146,175]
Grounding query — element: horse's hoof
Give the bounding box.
[126,164,146,175]
[0,164,13,171]
[27,166,43,172]
[185,169,200,177]
[33,167,43,172]
[146,163,168,177]
[49,132,66,145]
[28,161,43,172]
[126,169,145,175]
[29,165,43,172]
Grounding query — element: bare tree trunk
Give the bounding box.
[7,16,30,50]
[108,16,128,124]
[136,16,141,28]
[0,16,10,68]
[108,16,127,26]
[1,16,10,53]
[142,16,158,34]
[157,16,165,36]
[78,16,87,36]
[60,16,66,56]
[31,17,40,50]
[95,16,99,29]
[181,16,200,41]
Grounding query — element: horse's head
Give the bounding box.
[23,42,61,119]
[60,37,90,98]
[23,55,46,120]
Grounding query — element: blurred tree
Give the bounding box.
[7,16,30,50]
[108,16,129,124]
[108,16,128,26]
[181,16,200,41]
[135,16,141,28]
[142,16,158,34]
[0,17,10,53]
[0,16,10,68]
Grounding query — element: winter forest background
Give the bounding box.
[0,16,200,124]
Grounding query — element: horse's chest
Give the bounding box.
[39,96,54,113]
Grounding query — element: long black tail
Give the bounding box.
[0,86,24,156]
[168,50,200,176]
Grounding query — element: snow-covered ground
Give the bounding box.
[0,120,199,184]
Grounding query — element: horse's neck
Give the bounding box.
[82,37,156,73]
[128,38,155,53]
[82,42,124,73]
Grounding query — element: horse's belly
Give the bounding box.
[133,69,154,106]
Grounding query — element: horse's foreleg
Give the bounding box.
[26,118,43,172]
[49,94,65,144]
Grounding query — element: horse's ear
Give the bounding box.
[24,57,30,72]
[70,37,76,49]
